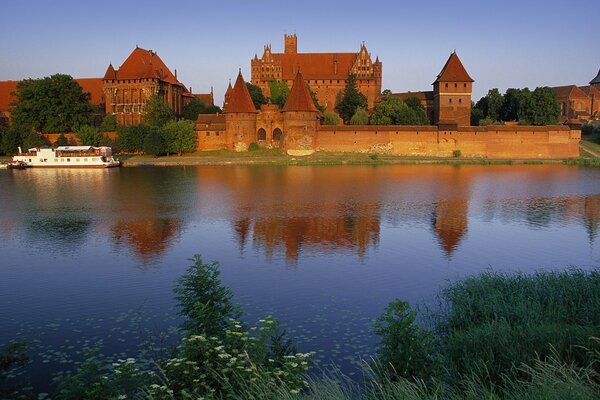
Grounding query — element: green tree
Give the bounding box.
[54,133,69,147]
[404,97,430,125]
[182,98,221,121]
[350,107,369,125]
[500,88,523,122]
[485,88,503,121]
[245,82,267,109]
[322,112,341,125]
[142,126,166,156]
[163,119,197,155]
[370,97,427,125]
[306,84,326,113]
[10,74,95,133]
[76,125,103,146]
[142,95,174,127]
[336,74,368,123]
[0,126,6,155]
[268,80,290,107]
[21,130,44,150]
[381,89,392,96]
[471,101,485,125]
[519,87,560,125]
[1,125,24,154]
[99,114,117,132]
[116,125,147,153]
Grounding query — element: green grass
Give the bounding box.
[581,139,600,154]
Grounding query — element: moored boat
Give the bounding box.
[12,146,120,168]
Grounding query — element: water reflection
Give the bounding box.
[111,218,182,264]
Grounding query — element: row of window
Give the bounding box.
[444,83,468,89]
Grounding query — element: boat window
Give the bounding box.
[54,159,58,162]
[67,158,70,162]
[76,158,80,162]
[84,158,88,162]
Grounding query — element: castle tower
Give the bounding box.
[284,33,297,54]
[225,70,257,151]
[433,52,474,126]
[223,80,233,111]
[281,69,321,155]
[590,68,600,89]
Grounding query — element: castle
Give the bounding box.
[251,34,382,111]
[552,69,600,122]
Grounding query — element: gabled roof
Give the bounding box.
[433,52,474,83]
[272,52,359,80]
[225,71,257,113]
[103,64,116,80]
[283,70,319,112]
[112,47,183,86]
[195,93,214,106]
[552,85,589,100]
[590,68,600,85]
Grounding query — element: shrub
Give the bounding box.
[373,300,440,381]
[248,142,260,151]
[142,126,166,156]
[163,119,197,155]
[99,114,117,132]
[350,107,370,125]
[322,112,341,126]
[453,149,462,158]
[76,125,103,146]
[369,154,380,161]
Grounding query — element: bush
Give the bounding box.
[163,119,197,155]
[76,125,103,146]
[116,125,147,153]
[369,154,379,161]
[248,142,260,151]
[452,149,462,158]
[350,107,370,125]
[142,126,166,156]
[322,112,341,126]
[99,114,117,132]
[373,300,440,381]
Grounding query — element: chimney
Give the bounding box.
[190,86,192,94]
[175,69,178,80]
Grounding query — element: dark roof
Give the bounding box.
[590,68,600,85]
[433,52,474,83]
[225,71,257,113]
[283,70,319,112]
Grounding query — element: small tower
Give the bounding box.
[284,33,297,54]
[223,80,233,111]
[224,71,257,151]
[281,69,321,155]
[433,52,474,126]
[590,67,600,89]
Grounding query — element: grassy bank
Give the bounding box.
[3,263,600,399]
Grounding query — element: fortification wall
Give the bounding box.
[316,125,580,158]
[196,130,228,151]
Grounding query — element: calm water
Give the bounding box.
[1,165,599,387]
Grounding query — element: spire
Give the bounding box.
[590,67,600,85]
[103,63,117,80]
[433,52,474,84]
[225,71,257,113]
[283,69,319,112]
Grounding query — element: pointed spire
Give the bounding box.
[225,71,257,113]
[103,63,117,80]
[433,52,474,84]
[590,67,600,85]
[283,69,319,112]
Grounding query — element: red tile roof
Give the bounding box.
[434,52,474,83]
[111,47,183,86]
[273,52,358,80]
[0,80,18,112]
[283,70,319,112]
[552,85,589,100]
[195,93,214,106]
[225,71,257,113]
[103,64,116,80]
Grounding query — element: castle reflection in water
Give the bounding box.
[1,165,598,264]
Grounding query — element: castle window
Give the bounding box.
[445,83,448,88]
[449,98,453,104]
[454,83,457,88]
[464,83,467,88]
[459,98,462,104]
[577,102,583,111]
[206,132,210,136]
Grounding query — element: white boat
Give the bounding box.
[13,146,120,168]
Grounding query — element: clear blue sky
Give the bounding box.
[1,0,597,104]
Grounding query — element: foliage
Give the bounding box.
[350,107,370,125]
[268,80,290,107]
[10,74,96,133]
[163,119,196,155]
[248,142,260,151]
[116,125,147,153]
[99,114,117,132]
[54,133,69,147]
[438,269,600,386]
[373,300,440,381]
[370,97,428,125]
[519,87,561,125]
[246,82,268,109]
[478,117,496,126]
[182,98,221,121]
[21,130,44,150]
[0,341,31,400]
[336,74,368,123]
[322,112,341,125]
[76,125,103,146]
[1,125,25,154]
[369,154,379,161]
[0,126,6,155]
[403,97,429,125]
[306,84,326,113]
[142,126,166,156]
[143,95,175,127]
[381,89,392,96]
[453,149,462,158]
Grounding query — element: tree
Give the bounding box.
[322,112,341,125]
[246,82,267,109]
[518,87,560,125]
[99,114,117,132]
[403,97,429,125]
[54,133,69,147]
[381,89,392,96]
[143,95,174,127]
[163,119,197,155]
[76,125,103,146]
[370,97,428,125]
[10,74,95,133]
[1,125,24,154]
[142,126,166,156]
[350,107,369,125]
[21,130,44,150]
[0,126,6,155]
[306,84,326,113]
[182,98,222,121]
[268,80,290,107]
[116,125,147,153]
[336,74,368,123]
[485,88,503,121]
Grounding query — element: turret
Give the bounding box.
[433,52,474,126]
[590,67,600,89]
[284,33,297,54]
[224,70,257,151]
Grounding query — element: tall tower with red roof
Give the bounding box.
[224,70,257,151]
[433,52,474,126]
